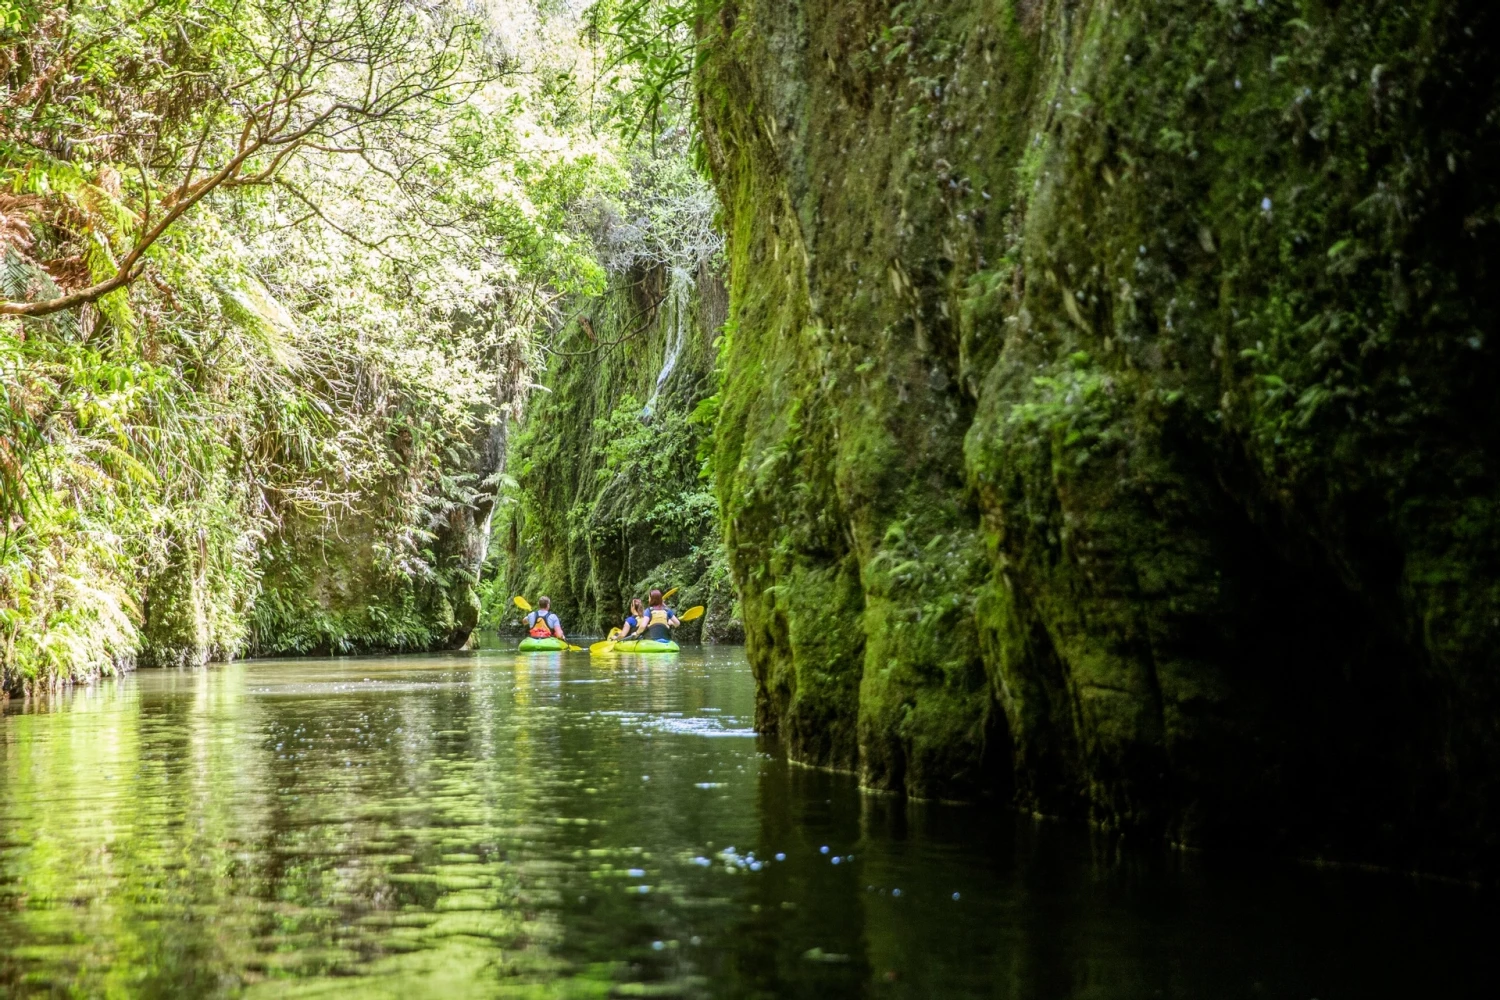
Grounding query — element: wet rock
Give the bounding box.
[697,0,1500,878]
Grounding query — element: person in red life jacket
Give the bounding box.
[627,589,678,641]
[525,597,565,641]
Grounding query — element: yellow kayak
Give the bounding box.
[606,638,680,653]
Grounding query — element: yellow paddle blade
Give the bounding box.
[512,596,532,612]
[663,587,679,601]
[678,605,705,622]
[567,644,583,652]
[589,640,617,655]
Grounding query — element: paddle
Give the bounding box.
[678,605,704,622]
[662,587,678,602]
[590,627,622,655]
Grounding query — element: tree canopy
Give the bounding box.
[0,0,720,685]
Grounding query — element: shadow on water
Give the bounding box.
[1,643,1494,998]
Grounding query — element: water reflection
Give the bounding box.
[1,645,1493,998]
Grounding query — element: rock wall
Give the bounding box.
[245,416,506,658]
[497,263,741,641]
[698,0,1500,877]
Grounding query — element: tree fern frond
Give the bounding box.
[216,276,302,371]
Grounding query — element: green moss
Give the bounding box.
[491,263,737,640]
[698,0,1033,794]
[698,0,1500,873]
[139,537,212,669]
[248,508,475,656]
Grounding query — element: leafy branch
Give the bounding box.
[1,0,497,317]
[583,0,715,146]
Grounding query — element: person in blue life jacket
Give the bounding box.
[613,598,645,641]
[628,589,679,641]
[525,596,565,641]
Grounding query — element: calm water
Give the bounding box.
[1,644,1493,999]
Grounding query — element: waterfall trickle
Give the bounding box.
[642,266,692,420]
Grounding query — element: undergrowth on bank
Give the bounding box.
[0,0,696,688]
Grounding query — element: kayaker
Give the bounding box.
[628,589,679,640]
[614,598,645,641]
[525,597,565,641]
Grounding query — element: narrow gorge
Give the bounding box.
[5,2,1500,994]
[4,0,1499,888]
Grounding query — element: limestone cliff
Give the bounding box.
[495,263,740,641]
[144,415,506,663]
[698,0,1500,877]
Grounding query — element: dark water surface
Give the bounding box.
[1,644,1493,998]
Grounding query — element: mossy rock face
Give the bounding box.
[247,433,495,658]
[139,536,212,669]
[139,517,248,669]
[497,263,738,640]
[247,504,480,657]
[699,0,1500,874]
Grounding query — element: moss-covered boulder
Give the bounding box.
[698,0,1500,875]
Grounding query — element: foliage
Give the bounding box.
[591,391,716,541]
[581,137,723,275]
[1,0,504,319]
[0,0,641,688]
[583,0,715,145]
[572,1,724,275]
[0,0,729,686]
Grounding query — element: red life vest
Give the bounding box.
[528,611,556,638]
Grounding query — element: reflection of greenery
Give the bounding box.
[4,653,1478,996]
[0,654,762,996]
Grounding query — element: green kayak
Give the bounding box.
[518,637,567,652]
[612,638,680,653]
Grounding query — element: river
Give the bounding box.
[1,644,1493,998]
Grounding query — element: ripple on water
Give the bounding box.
[592,710,755,738]
[1,647,1496,1000]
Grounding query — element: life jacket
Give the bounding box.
[527,610,556,638]
[642,606,674,641]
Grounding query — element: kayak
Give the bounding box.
[518,637,567,652]
[611,639,680,653]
